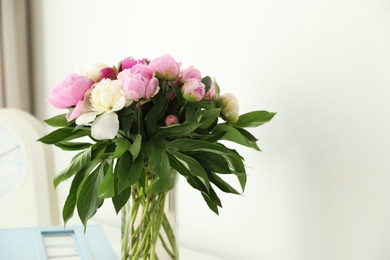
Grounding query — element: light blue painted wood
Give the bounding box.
[0,225,117,260]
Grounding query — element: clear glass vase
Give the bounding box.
[121,180,178,260]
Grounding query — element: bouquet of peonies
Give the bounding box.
[39,54,275,259]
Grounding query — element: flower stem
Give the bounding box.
[149,193,167,260]
[132,214,153,259]
[137,101,141,134]
[158,234,174,258]
[162,212,178,258]
[177,105,185,119]
[121,203,130,260]
[122,180,177,259]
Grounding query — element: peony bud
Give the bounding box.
[99,67,118,81]
[204,80,217,100]
[87,63,117,82]
[165,92,176,100]
[165,115,179,126]
[182,78,205,102]
[219,93,239,123]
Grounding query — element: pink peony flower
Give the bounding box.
[118,64,159,103]
[149,54,181,81]
[182,78,205,102]
[48,73,94,109]
[119,57,147,71]
[204,80,217,100]
[178,66,202,84]
[219,93,240,123]
[66,90,91,121]
[165,114,179,126]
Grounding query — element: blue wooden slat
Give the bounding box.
[0,225,117,260]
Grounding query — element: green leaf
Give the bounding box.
[198,108,220,130]
[117,104,136,116]
[168,154,203,189]
[207,184,222,207]
[236,128,261,150]
[98,143,116,159]
[53,147,93,188]
[191,152,232,174]
[156,122,200,138]
[145,91,168,136]
[44,114,70,127]
[213,124,260,150]
[62,168,87,226]
[118,107,135,135]
[117,154,143,193]
[97,197,104,209]
[150,136,171,149]
[167,138,220,151]
[148,147,172,194]
[116,151,132,185]
[201,76,212,93]
[168,153,218,213]
[153,91,169,119]
[98,162,115,198]
[112,185,132,214]
[185,103,197,123]
[208,171,240,195]
[192,99,216,110]
[167,139,238,162]
[171,83,186,106]
[113,135,131,158]
[146,106,158,136]
[168,150,209,190]
[38,127,90,144]
[201,193,219,214]
[226,149,247,191]
[76,165,104,231]
[129,134,142,160]
[199,128,227,143]
[91,142,110,158]
[168,139,247,191]
[55,141,92,151]
[59,143,108,224]
[232,110,276,128]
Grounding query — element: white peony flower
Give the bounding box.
[76,79,125,140]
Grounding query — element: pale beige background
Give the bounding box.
[30,1,390,259]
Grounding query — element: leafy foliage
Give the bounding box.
[40,79,275,230]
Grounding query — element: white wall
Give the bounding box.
[30,0,390,259]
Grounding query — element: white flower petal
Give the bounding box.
[75,111,101,125]
[100,92,113,108]
[111,95,126,112]
[91,112,119,140]
[90,79,124,112]
[124,99,134,107]
[87,63,108,82]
